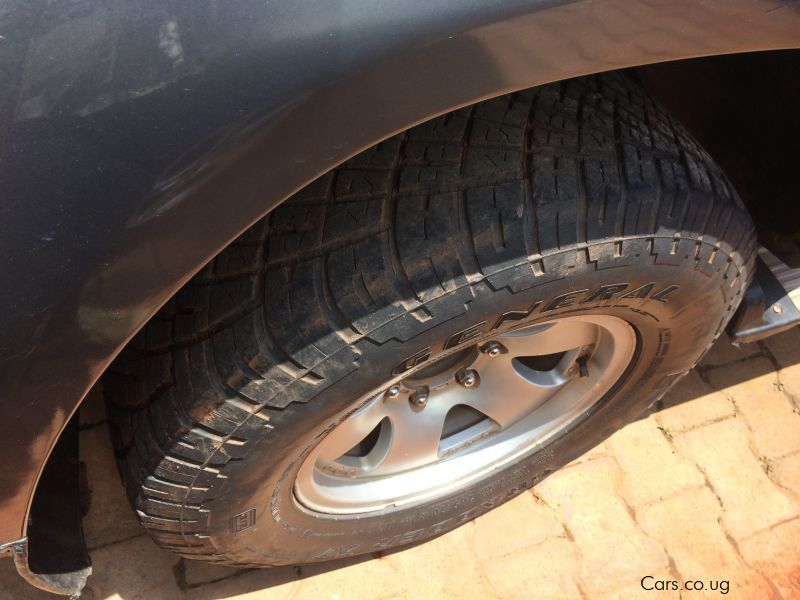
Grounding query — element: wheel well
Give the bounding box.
[73,48,800,474]
[636,50,800,245]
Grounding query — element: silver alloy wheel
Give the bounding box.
[294,315,636,515]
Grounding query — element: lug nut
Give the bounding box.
[409,387,429,409]
[385,385,401,399]
[481,341,506,357]
[456,368,480,389]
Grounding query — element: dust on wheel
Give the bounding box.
[104,71,756,566]
[294,314,636,515]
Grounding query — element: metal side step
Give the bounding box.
[729,247,800,344]
[760,246,800,312]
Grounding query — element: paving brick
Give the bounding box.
[762,329,800,369]
[674,419,797,540]
[535,458,668,594]
[80,425,145,549]
[0,558,53,600]
[186,571,301,600]
[698,334,762,368]
[388,521,495,599]
[637,487,773,600]
[655,371,735,432]
[481,537,582,599]
[773,452,800,501]
[83,535,182,600]
[289,557,408,600]
[737,393,800,460]
[785,369,800,408]
[188,529,488,600]
[472,492,564,561]
[187,557,397,600]
[762,328,800,403]
[595,570,680,600]
[568,440,610,465]
[706,356,800,458]
[183,560,246,587]
[705,356,778,396]
[607,417,705,506]
[739,517,800,600]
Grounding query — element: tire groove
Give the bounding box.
[104,72,756,561]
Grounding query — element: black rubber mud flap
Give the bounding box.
[13,414,91,597]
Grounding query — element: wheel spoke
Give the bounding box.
[459,365,569,428]
[376,401,450,473]
[315,396,388,464]
[499,319,598,356]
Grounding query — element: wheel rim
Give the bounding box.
[294,314,637,515]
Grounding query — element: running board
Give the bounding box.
[729,247,800,344]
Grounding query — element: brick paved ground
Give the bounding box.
[2,328,799,599]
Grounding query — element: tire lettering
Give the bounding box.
[621,282,655,299]
[651,285,679,302]
[393,347,431,375]
[582,283,628,302]
[491,301,542,330]
[229,508,256,533]
[542,289,589,312]
[443,321,486,350]
[373,528,425,550]
[391,282,678,374]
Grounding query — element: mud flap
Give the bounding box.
[13,414,91,597]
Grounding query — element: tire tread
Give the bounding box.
[104,72,756,561]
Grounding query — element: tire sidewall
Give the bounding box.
[208,244,737,564]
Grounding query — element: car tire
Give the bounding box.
[104,71,755,565]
